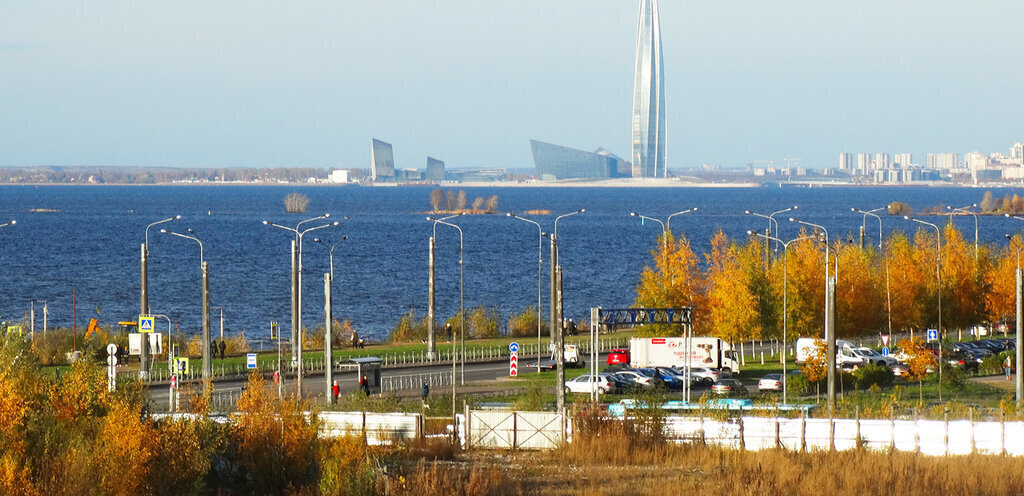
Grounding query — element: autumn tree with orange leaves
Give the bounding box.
[634,231,706,336]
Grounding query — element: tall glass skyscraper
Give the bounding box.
[631,0,666,178]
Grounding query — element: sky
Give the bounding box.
[2,1,1023,170]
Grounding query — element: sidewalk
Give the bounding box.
[971,374,1016,391]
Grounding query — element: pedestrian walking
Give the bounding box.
[421,380,430,401]
[360,374,370,396]
[1005,354,1013,380]
[218,340,226,360]
[332,380,340,403]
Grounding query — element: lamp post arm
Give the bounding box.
[666,208,697,233]
[163,230,204,263]
[146,215,180,247]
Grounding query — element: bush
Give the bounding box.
[468,306,502,339]
[786,373,812,396]
[508,306,546,338]
[944,366,967,389]
[853,364,894,390]
[981,351,1012,376]
[390,310,429,343]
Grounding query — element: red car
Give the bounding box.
[607,348,630,366]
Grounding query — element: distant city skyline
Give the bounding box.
[2,2,1023,170]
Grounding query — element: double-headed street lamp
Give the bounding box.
[947,204,979,261]
[789,217,835,411]
[552,209,585,415]
[746,206,798,253]
[263,214,339,396]
[749,231,818,405]
[160,228,211,388]
[905,216,943,401]
[144,216,182,380]
[428,213,463,360]
[507,213,545,373]
[851,207,884,249]
[853,207,891,335]
[314,235,346,404]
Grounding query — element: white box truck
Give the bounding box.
[629,337,740,372]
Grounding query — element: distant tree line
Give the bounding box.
[0,166,347,184]
[429,188,498,214]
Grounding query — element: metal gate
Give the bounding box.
[467,410,565,449]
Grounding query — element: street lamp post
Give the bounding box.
[851,207,884,250]
[1005,229,1024,407]
[552,209,585,415]
[314,235,346,404]
[428,217,463,418]
[746,206,798,253]
[507,213,545,373]
[905,216,942,401]
[429,213,463,360]
[160,228,211,388]
[666,208,698,235]
[141,215,180,379]
[853,207,891,336]
[790,218,834,411]
[264,215,339,396]
[750,231,817,405]
[947,204,979,261]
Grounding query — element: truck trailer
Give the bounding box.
[629,337,740,372]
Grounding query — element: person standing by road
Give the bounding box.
[1005,354,1013,381]
[218,340,226,360]
[421,380,430,402]
[331,380,340,403]
[360,375,370,396]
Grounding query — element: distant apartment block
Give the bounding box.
[873,153,890,170]
[838,153,852,171]
[856,153,870,174]
[531,140,629,180]
[926,153,959,170]
[370,139,395,182]
[426,157,446,182]
[893,153,912,167]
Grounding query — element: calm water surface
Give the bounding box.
[0,184,1019,340]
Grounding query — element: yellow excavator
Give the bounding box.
[83,319,138,341]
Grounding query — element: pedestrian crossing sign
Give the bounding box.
[175,357,189,374]
[139,315,155,333]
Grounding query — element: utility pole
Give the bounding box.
[554,266,565,414]
[825,276,836,414]
[324,272,333,404]
[202,261,211,388]
[291,240,299,393]
[428,237,436,359]
[140,243,149,379]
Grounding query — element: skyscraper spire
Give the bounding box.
[631,0,666,178]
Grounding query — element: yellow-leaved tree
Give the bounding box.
[634,231,705,336]
[987,236,1019,324]
[705,230,765,344]
[886,231,927,333]
[835,243,883,338]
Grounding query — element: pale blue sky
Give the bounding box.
[1,1,1022,170]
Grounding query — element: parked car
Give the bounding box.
[758,373,783,392]
[946,352,980,373]
[564,374,614,394]
[613,369,655,389]
[711,378,749,396]
[638,367,685,390]
[607,348,630,366]
[672,366,719,385]
[891,363,910,377]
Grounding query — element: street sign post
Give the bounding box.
[106,343,118,391]
[138,314,155,333]
[927,329,938,342]
[881,334,890,347]
[509,352,518,377]
[509,342,519,353]
[175,357,190,375]
[246,353,257,369]
[881,346,890,356]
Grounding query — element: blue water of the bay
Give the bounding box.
[0,184,1019,341]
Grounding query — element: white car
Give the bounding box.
[853,347,899,367]
[564,374,614,394]
[758,373,783,391]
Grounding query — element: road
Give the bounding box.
[147,353,574,408]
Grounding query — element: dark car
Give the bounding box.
[638,367,685,390]
[946,352,980,372]
[711,378,749,396]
